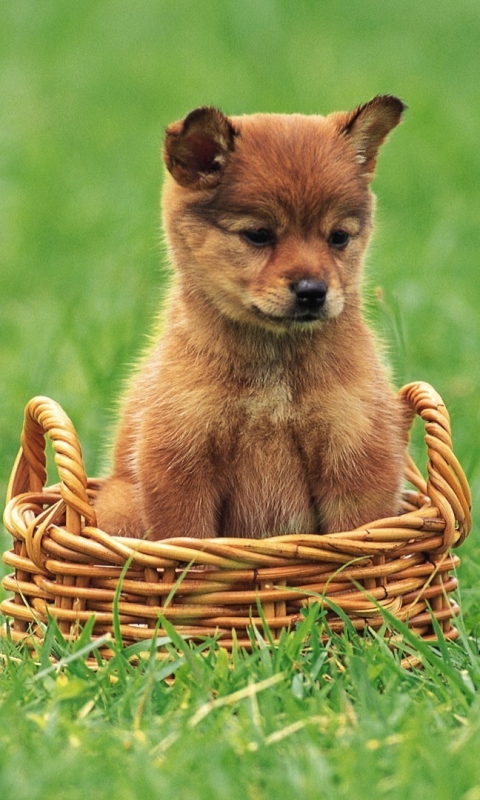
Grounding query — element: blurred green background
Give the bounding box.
[1,1,479,602]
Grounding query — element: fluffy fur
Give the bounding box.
[95,95,410,540]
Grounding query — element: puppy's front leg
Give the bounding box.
[135,446,221,540]
[316,439,405,534]
[318,481,402,534]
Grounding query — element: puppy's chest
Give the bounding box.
[211,379,368,472]
[239,382,295,428]
[215,379,317,464]
[216,382,320,536]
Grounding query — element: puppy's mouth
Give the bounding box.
[251,305,327,326]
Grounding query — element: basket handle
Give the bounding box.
[399,381,471,549]
[6,396,97,532]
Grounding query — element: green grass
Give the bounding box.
[1,0,480,797]
[2,607,480,800]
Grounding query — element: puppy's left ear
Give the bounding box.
[336,95,406,178]
[163,107,237,189]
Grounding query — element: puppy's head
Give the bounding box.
[162,96,405,331]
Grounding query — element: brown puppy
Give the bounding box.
[95,96,410,540]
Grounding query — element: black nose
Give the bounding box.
[291,279,328,311]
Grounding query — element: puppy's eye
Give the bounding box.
[241,229,275,247]
[328,230,350,249]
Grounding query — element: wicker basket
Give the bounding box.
[1,382,472,660]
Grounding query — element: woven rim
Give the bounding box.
[1,381,472,659]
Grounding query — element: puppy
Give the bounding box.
[95,95,409,540]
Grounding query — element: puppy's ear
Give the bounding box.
[336,95,406,178]
[163,107,237,189]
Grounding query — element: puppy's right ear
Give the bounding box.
[163,107,237,189]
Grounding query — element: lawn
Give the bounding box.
[1,1,480,797]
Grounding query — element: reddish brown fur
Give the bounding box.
[95,96,410,539]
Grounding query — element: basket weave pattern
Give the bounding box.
[1,382,471,656]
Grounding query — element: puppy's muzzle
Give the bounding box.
[290,279,328,320]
